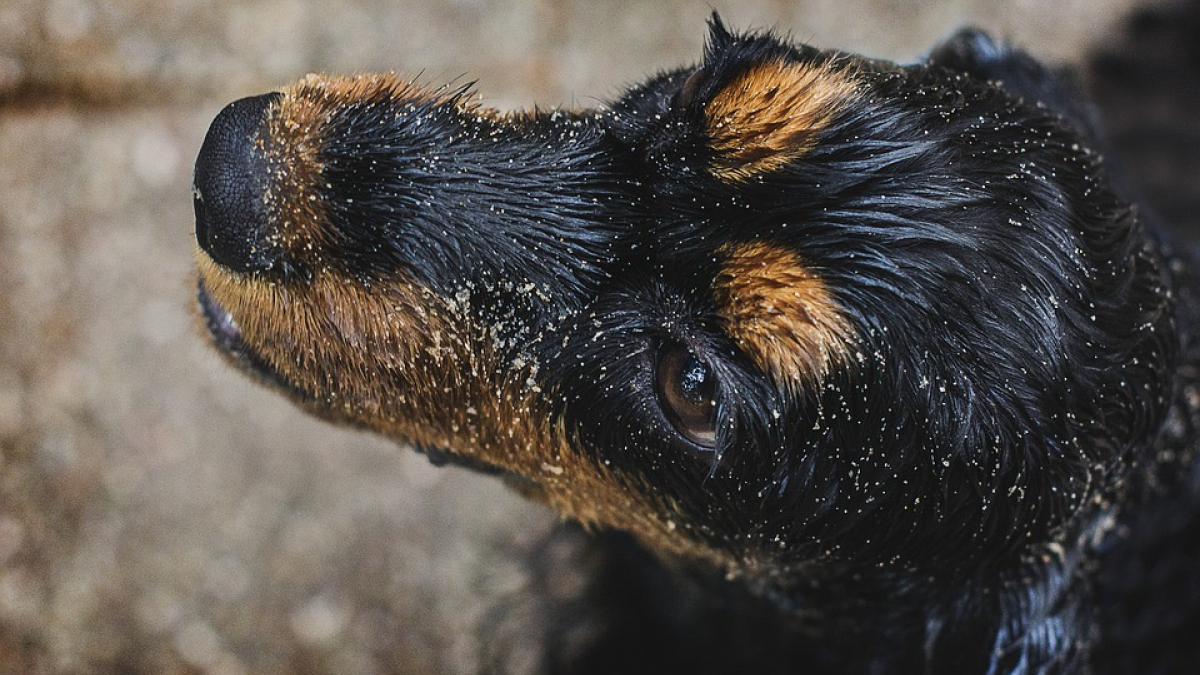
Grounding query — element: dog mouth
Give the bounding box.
[197,278,242,349]
[196,278,297,396]
[196,277,540,485]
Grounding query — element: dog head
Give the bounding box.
[194,18,1175,584]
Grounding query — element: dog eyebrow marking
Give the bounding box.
[713,242,855,390]
[704,59,858,182]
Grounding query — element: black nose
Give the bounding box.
[193,93,281,274]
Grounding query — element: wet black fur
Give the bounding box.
[527,17,1195,674]
[595,18,1175,569]
[537,14,1200,674]
[195,5,1200,674]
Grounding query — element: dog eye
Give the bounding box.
[655,344,719,448]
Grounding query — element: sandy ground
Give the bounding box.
[0,1,1150,673]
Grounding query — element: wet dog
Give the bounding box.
[192,14,1200,674]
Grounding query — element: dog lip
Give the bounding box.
[196,284,536,486]
[197,278,244,348]
[196,278,291,393]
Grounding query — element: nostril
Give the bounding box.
[193,92,281,274]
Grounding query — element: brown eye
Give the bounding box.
[655,345,719,448]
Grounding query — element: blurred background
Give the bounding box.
[0,1,1158,673]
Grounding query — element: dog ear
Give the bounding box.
[928,29,1101,143]
[926,28,1012,76]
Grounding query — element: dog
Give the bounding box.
[192,12,1200,674]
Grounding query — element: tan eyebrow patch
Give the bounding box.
[704,59,858,182]
[714,242,855,390]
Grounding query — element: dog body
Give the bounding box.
[192,15,1200,674]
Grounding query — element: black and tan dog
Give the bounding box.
[192,12,1200,675]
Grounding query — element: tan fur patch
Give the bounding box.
[714,242,855,390]
[196,251,734,571]
[705,60,858,182]
[260,74,455,262]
